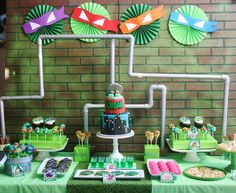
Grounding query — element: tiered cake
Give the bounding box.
[169,116,218,150]
[19,117,67,149]
[100,84,131,135]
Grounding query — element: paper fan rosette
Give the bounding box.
[169,5,218,45]
[120,4,166,45]
[71,2,117,43]
[23,5,69,45]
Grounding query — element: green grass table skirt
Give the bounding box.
[67,153,152,193]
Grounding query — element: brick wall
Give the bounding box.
[4,0,236,152]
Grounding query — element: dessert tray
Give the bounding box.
[183,166,226,181]
[37,156,73,175]
[74,169,145,179]
[147,159,182,177]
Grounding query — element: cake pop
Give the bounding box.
[44,127,49,141]
[35,127,40,141]
[59,124,66,140]
[154,130,160,145]
[207,123,216,137]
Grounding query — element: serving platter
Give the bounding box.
[183,166,226,181]
[74,169,144,179]
[37,156,73,175]
[147,159,182,177]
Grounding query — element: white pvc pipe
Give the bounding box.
[0,100,6,138]
[128,53,230,142]
[110,39,116,84]
[83,84,167,148]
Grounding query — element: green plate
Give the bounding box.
[183,166,226,181]
[70,2,110,43]
[120,4,160,45]
[24,4,64,45]
[169,5,208,45]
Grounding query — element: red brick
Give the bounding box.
[200,4,224,12]
[160,48,185,56]
[186,0,210,3]
[225,39,236,47]
[7,8,28,16]
[68,0,89,6]
[199,39,223,47]
[225,22,236,29]
[212,48,236,55]
[186,48,211,56]
[212,30,236,38]
[68,66,93,74]
[173,57,197,64]
[212,13,236,21]
[159,0,184,4]
[43,0,68,6]
[44,49,68,57]
[68,49,93,57]
[199,56,223,65]
[225,57,236,64]
[186,83,211,91]
[225,4,236,12]
[211,0,233,3]
[19,0,42,7]
[55,92,79,100]
[7,0,19,7]
[93,0,121,4]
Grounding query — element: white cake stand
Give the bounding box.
[96,130,134,160]
[35,138,69,161]
[166,138,215,162]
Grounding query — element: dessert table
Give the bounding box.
[0,152,236,193]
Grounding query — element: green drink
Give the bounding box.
[120,157,126,168]
[90,156,97,168]
[127,156,134,168]
[114,158,120,168]
[106,156,112,163]
[98,156,105,168]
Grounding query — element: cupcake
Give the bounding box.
[32,117,44,128]
[179,117,191,128]
[44,117,56,129]
[194,116,204,129]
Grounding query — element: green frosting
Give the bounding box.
[106,101,123,109]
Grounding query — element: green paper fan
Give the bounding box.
[24,4,64,45]
[70,2,110,43]
[168,5,208,45]
[120,4,160,45]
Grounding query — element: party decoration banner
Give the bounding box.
[70,2,110,43]
[23,4,67,45]
[120,5,166,34]
[170,12,217,33]
[71,7,120,32]
[23,6,69,34]
[120,4,162,45]
[168,5,216,45]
